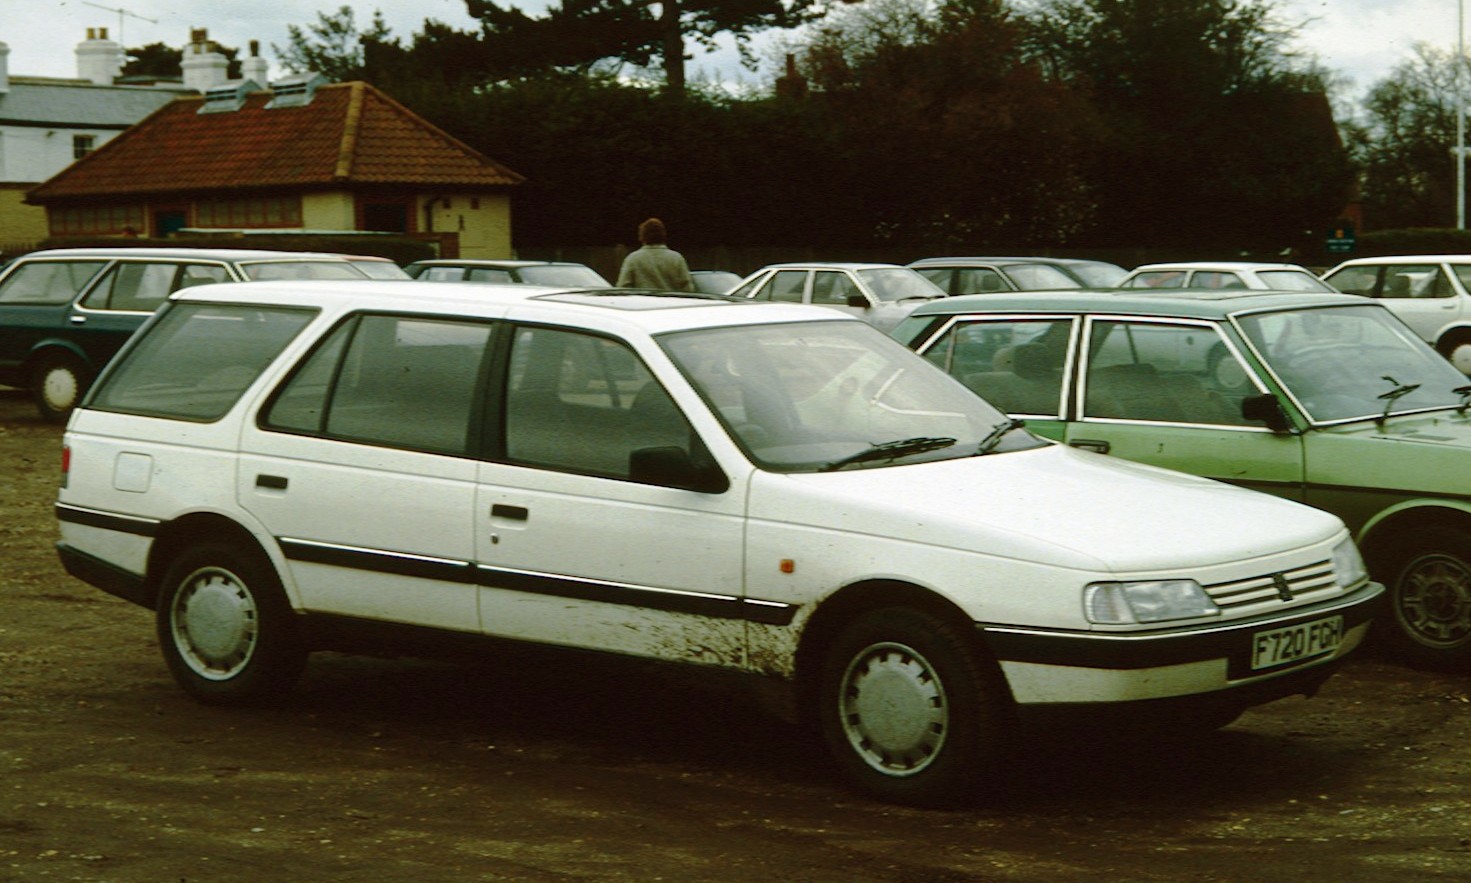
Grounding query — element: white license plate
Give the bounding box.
[1251,616,1344,670]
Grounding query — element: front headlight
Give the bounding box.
[1084,579,1220,625]
[1332,537,1369,587]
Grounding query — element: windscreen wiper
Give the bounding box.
[976,418,1026,455]
[1377,375,1421,423]
[820,436,957,472]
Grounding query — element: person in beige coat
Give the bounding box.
[617,218,694,291]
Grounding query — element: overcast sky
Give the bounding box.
[8,0,1467,101]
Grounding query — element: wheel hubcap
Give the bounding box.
[1397,554,1471,648]
[839,641,947,777]
[171,567,258,679]
[41,368,78,411]
[1450,343,1471,375]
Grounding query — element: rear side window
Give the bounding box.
[264,315,493,456]
[81,262,223,311]
[0,260,107,305]
[89,303,315,420]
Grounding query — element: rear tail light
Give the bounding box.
[61,444,70,488]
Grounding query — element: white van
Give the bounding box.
[56,280,1382,805]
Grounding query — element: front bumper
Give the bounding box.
[980,581,1384,708]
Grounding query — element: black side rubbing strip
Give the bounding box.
[55,504,159,537]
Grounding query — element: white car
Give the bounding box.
[56,280,1381,805]
[729,262,943,330]
[1120,261,1339,293]
[1321,255,1471,372]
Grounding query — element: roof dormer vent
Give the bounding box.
[266,72,330,109]
[198,79,260,113]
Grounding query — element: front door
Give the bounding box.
[473,324,752,667]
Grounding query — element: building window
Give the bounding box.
[52,204,144,236]
[195,196,303,229]
[73,135,96,159]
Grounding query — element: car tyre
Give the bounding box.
[30,351,90,423]
[1382,527,1471,669]
[156,543,307,705]
[818,606,1013,807]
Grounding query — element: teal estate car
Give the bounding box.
[893,289,1471,668]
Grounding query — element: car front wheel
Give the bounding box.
[156,543,306,704]
[817,606,1013,806]
[1384,527,1471,669]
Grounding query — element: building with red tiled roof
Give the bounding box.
[28,76,524,259]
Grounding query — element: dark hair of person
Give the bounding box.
[638,217,667,245]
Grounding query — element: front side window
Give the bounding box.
[918,318,1072,417]
[811,271,860,306]
[0,260,107,305]
[504,327,702,481]
[1083,320,1255,426]
[265,315,492,455]
[662,320,1039,472]
[953,268,1009,294]
[90,303,315,421]
[1236,305,1468,423]
[757,270,807,303]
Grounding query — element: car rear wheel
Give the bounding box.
[156,543,306,704]
[30,351,90,423]
[1383,527,1471,669]
[818,606,1013,806]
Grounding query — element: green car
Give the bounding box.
[893,289,1471,668]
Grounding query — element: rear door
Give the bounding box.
[241,313,496,630]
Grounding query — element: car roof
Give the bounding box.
[906,288,1361,320]
[1127,261,1314,272]
[406,259,584,269]
[19,247,368,262]
[755,262,906,271]
[909,256,1109,266]
[171,280,859,334]
[1328,254,1471,266]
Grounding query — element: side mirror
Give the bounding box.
[846,293,869,309]
[629,446,729,494]
[1241,393,1293,434]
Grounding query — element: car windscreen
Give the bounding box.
[855,268,944,302]
[1235,304,1468,423]
[518,265,611,287]
[1000,264,1081,290]
[1256,270,1337,292]
[239,261,367,281]
[660,320,1041,472]
[87,302,317,421]
[1069,262,1128,287]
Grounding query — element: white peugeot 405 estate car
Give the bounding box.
[56,280,1383,805]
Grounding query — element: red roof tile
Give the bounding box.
[29,81,523,201]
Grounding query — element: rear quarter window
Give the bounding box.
[88,303,316,421]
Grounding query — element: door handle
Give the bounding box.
[69,315,87,325]
[491,504,529,521]
[256,474,288,490]
[1069,439,1111,454]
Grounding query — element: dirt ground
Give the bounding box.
[4,388,1471,883]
